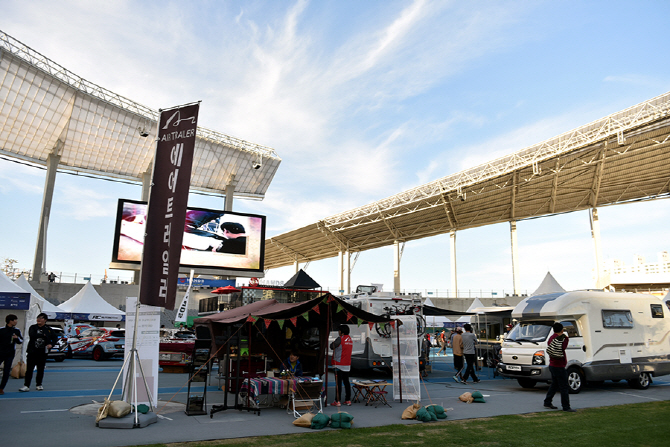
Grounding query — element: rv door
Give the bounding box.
[559,320,586,365]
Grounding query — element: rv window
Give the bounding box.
[602,310,634,329]
[352,302,362,310]
[650,304,664,319]
[559,321,580,337]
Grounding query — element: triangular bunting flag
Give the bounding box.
[278,320,285,329]
[337,303,344,313]
[368,322,374,330]
[357,318,363,327]
[246,316,258,323]
[312,304,321,315]
[346,311,353,321]
[290,316,298,326]
[390,320,396,329]
[302,312,309,322]
[264,319,272,329]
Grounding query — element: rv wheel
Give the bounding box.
[517,378,537,389]
[567,367,584,394]
[627,372,651,390]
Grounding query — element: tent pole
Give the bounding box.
[325,297,331,405]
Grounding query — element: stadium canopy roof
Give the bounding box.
[0,30,280,200]
[265,91,670,269]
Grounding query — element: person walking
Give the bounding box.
[451,327,465,382]
[461,323,480,384]
[330,324,353,407]
[1,314,23,394]
[19,313,56,392]
[543,322,576,412]
[436,330,447,356]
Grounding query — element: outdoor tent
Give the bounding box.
[14,274,65,319]
[530,272,566,296]
[0,270,33,362]
[194,292,390,376]
[282,269,321,289]
[58,281,125,321]
[422,296,474,328]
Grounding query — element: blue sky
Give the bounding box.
[1,0,669,295]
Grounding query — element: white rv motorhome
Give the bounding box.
[330,285,424,371]
[498,290,670,393]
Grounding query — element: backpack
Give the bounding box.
[546,335,565,359]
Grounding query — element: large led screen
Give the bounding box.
[111,199,265,273]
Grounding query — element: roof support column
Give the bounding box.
[510,221,520,295]
[32,152,60,282]
[590,208,605,288]
[393,240,401,294]
[338,251,344,294]
[450,230,457,298]
[293,259,300,274]
[225,175,236,212]
[344,249,351,295]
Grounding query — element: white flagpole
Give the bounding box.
[175,269,194,323]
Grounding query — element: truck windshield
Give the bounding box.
[507,321,553,342]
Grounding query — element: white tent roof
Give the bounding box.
[14,275,63,314]
[0,270,29,293]
[59,281,123,315]
[530,272,566,296]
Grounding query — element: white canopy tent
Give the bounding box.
[14,274,64,319]
[58,281,125,322]
[423,296,451,327]
[530,272,566,296]
[0,271,33,362]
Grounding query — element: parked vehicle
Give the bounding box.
[67,327,125,361]
[47,326,67,362]
[498,290,670,393]
[159,329,195,371]
[331,285,424,371]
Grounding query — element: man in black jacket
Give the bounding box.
[1,314,23,394]
[19,313,56,392]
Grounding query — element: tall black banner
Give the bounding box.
[139,103,200,308]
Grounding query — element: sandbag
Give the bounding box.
[292,412,315,428]
[459,392,474,403]
[401,402,422,420]
[108,400,132,418]
[330,411,354,429]
[10,360,26,379]
[425,404,447,419]
[416,407,437,422]
[310,412,330,429]
[471,390,486,403]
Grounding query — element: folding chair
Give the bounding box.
[287,382,323,418]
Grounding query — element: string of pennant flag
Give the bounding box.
[243,295,396,330]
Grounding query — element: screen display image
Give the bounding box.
[112,199,265,273]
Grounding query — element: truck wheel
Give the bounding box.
[55,355,65,363]
[627,372,652,390]
[517,378,537,389]
[567,367,584,394]
[93,346,105,361]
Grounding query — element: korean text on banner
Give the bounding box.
[139,103,200,309]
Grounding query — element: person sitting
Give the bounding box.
[283,351,303,377]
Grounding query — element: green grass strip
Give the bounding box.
[137,400,670,447]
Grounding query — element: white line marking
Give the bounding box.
[156,414,173,421]
[21,409,70,413]
[617,392,662,401]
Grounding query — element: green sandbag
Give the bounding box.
[415,407,436,422]
[330,412,354,429]
[311,412,330,429]
[471,390,486,403]
[425,404,447,419]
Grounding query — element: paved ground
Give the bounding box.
[1,349,669,447]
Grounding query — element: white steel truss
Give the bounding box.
[265,92,670,269]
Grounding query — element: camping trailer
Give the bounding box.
[497,290,670,393]
[331,286,424,370]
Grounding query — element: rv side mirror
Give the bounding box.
[582,345,586,352]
